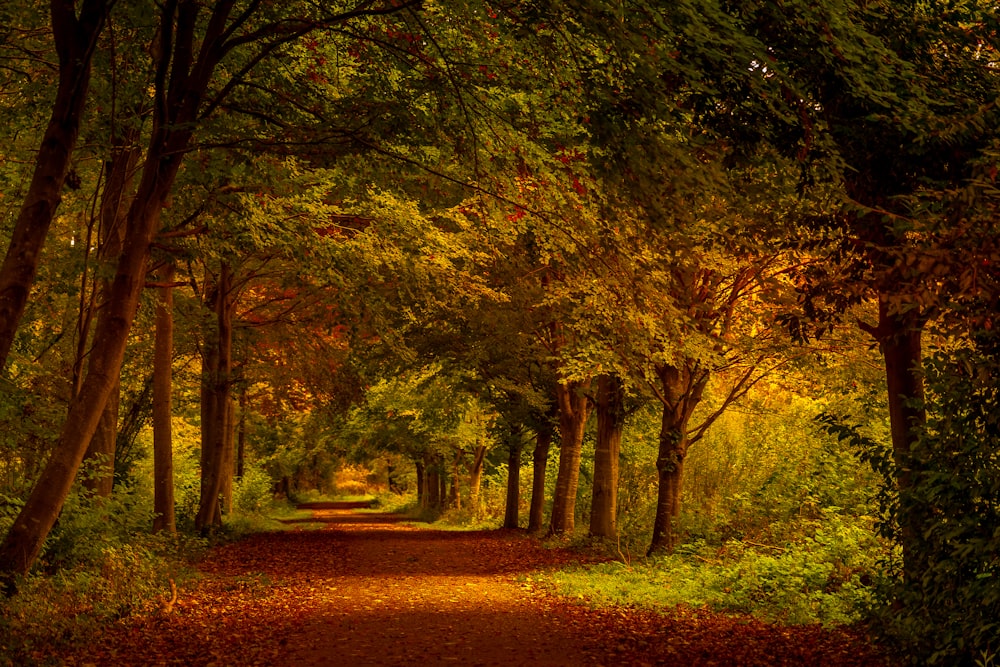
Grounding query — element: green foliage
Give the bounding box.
[232,465,275,515]
[40,482,155,572]
[544,509,879,626]
[0,544,169,665]
[875,339,1000,665]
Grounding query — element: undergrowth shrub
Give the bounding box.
[543,510,881,626]
[232,464,274,514]
[41,482,155,571]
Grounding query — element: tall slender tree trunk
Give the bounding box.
[415,460,426,508]
[549,379,592,535]
[503,438,522,529]
[81,132,142,498]
[236,390,248,479]
[468,440,487,508]
[448,449,462,510]
[872,297,927,583]
[590,374,624,538]
[196,263,233,533]
[427,455,442,510]
[528,425,552,533]
[648,364,707,555]
[221,395,236,515]
[439,466,448,510]
[0,0,109,367]
[152,264,176,533]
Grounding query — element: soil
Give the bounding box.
[60,506,893,666]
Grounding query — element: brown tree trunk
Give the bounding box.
[81,385,118,497]
[415,460,426,508]
[528,425,552,533]
[427,462,441,511]
[196,263,233,533]
[549,379,592,535]
[503,438,522,529]
[221,395,236,515]
[439,466,448,510]
[590,374,624,538]
[80,135,141,498]
[648,363,707,555]
[448,450,462,510]
[468,440,487,508]
[873,298,927,583]
[152,265,176,533]
[0,0,109,367]
[236,390,247,479]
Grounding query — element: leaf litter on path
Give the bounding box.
[56,508,893,666]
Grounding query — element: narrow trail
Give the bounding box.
[63,506,891,666]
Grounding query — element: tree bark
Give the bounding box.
[439,465,448,510]
[448,449,462,510]
[221,395,236,515]
[0,0,109,367]
[427,459,441,510]
[196,263,233,533]
[468,440,487,508]
[80,132,141,498]
[549,379,592,535]
[152,264,176,533]
[503,438,522,529]
[873,297,927,583]
[590,374,624,538]
[236,389,248,479]
[648,363,708,555]
[415,460,426,508]
[528,425,552,533]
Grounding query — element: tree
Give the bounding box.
[0,0,421,579]
[151,262,176,533]
[589,373,624,538]
[0,0,110,368]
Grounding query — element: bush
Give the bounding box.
[41,483,156,572]
[542,510,881,626]
[232,465,274,515]
[0,539,189,666]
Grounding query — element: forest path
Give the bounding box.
[62,507,890,666]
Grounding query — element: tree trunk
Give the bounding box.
[549,379,592,535]
[590,374,624,538]
[196,263,233,533]
[221,395,236,515]
[152,265,175,533]
[236,390,247,479]
[427,458,441,510]
[528,425,552,533]
[874,298,927,583]
[503,439,522,529]
[415,460,426,508]
[468,440,487,508]
[448,450,462,510]
[439,466,448,510]
[79,129,141,498]
[648,363,708,555]
[0,0,109,367]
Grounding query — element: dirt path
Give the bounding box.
[62,507,891,666]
